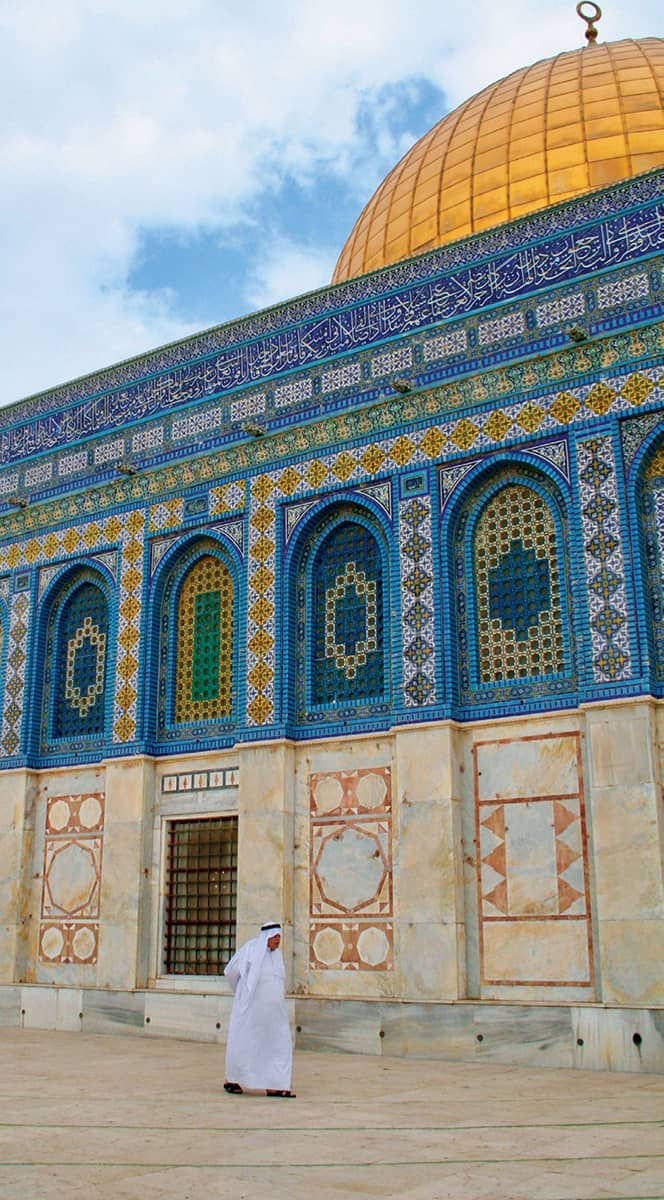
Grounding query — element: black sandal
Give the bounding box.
[224,1082,243,1094]
[266,1089,296,1098]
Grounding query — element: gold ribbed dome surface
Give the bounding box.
[332,38,664,283]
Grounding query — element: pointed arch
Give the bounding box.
[37,565,113,753]
[634,434,664,686]
[149,534,239,745]
[286,499,392,725]
[447,460,576,709]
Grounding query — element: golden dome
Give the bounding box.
[332,38,664,283]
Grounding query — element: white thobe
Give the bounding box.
[225,949,292,1090]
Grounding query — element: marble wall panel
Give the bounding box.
[380,1001,476,1060]
[482,918,591,985]
[144,990,235,1043]
[474,1004,574,1068]
[20,985,58,1029]
[585,702,664,1005]
[573,1006,664,1073]
[594,918,664,1006]
[293,997,383,1055]
[54,987,84,1031]
[589,710,656,789]
[97,758,154,991]
[235,744,294,977]
[0,771,37,985]
[398,921,464,999]
[475,733,580,801]
[0,985,20,1027]
[81,988,145,1035]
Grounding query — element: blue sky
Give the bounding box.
[128,77,447,325]
[0,0,662,407]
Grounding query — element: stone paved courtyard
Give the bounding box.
[0,1028,662,1199]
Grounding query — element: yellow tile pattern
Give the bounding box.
[333,39,664,282]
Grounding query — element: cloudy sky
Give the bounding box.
[0,0,662,408]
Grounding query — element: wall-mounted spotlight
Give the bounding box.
[392,378,412,393]
[116,460,138,475]
[6,495,28,509]
[242,422,265,438]
[566,324,589,343]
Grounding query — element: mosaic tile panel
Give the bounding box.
[209,480,245,517]
[0,591,30,755]
[148,498,183,532]
[132,426,163,454]
[529,439,570,483]
[474,734,593,988]
[597,271,649,310]
[309,768,392,971]
[2,334,663,542]
[51,581,109,740]
[274,376,313,409]
[576,436,632,684]
[171,406,223,441]
[371,346,412,377]
[174,555,234,722]
[39,792,105,966]
[113,512,145,742]
[398,495,437,707]
[93,439,125,465]
[230,390,266,421]
[311,522,384,708]
[422,328,467,361]
[621,410,664,472]
[639,449,664,679]
[0,473,19,496]
[474,485,565,685]
[478,311,524,346]
[535,291,585,329]
[246,477,277,726]
[59,452,89,477]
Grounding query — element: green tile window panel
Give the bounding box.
[192,591,222,702]
[163,816,238,975]
[175,555,234,722]
[474,484,565,685]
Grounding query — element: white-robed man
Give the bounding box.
[223,921,295,1098]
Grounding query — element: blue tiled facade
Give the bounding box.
[0,170,663,767]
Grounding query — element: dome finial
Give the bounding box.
[576,1,602,45]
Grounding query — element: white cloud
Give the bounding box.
[0,0,662,406]
[245,237,337,312]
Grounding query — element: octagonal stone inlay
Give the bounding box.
[316,827,384,911]
[46,841,99,916]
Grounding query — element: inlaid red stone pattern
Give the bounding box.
[39,793,105,966]
[474,733,594,989]
[309,768,393,971]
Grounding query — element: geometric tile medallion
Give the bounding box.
[309,767,393,970]
[473,734,593,989]
[39,793,105,966]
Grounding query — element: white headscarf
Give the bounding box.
[224,922,284,1012]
